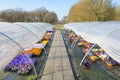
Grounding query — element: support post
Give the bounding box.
[71,37,78,48]
[72,39,79,49]
[77,44,96,77]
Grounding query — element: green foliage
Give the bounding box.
[54,24,64,30]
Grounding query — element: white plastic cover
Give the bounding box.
[0,22,38,48]
[35,22,54,31]
[14,23,45,40]
[0,22,54,72]
[32,43,44,48]
[64,21,120,63]
[99,29,120,63]
[0,33,20,72]
[83,21,120,43]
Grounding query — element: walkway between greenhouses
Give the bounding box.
[41,30,75,80]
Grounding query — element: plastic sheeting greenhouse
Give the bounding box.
[64,21,120,64]
[0,22,54,73]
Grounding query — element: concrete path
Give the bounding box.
[41,30,75,80]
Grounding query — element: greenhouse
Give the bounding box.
[63,21,120,80]
[0,21,120,80]
[64,21,120,64]
[0,22,54,77]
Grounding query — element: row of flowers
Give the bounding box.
[65,30,119,68]
[4,30,54,74]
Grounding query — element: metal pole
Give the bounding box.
[25,54,38,78]
[0,32,38,78]
[77,43,96,77]
[71,37,77,48]
[71,40,75,48]
[41,43,47,55]
[72,38,79,49]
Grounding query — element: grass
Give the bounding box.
[54,24,65,30]
[25,74,35,80]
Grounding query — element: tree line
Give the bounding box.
[67,0,120,22]
[0,7,58,24]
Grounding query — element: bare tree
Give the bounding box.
[0,7,58,23]
[43,11,58,24]
[33,7,48,22]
